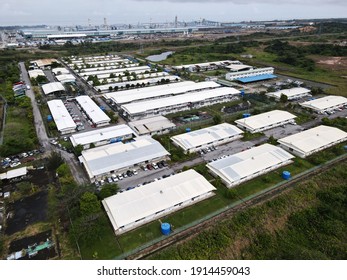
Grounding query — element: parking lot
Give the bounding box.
[263,123,303,139]
[62,99,94,133]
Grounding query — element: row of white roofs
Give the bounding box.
[105,81,221,105]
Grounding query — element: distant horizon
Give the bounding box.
[1,0,346,26]
[1,16,346,28]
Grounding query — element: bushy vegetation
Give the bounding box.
[264,40,315,71]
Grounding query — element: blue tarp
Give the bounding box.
[237,74,277,83]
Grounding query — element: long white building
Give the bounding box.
[70,124,135,149]
[266,87,311,101]
[78,66,150,77]
[300,95,347,113]
[172,60,241,72]
[75,96,110,127]
[235,110,297,133]
[278,125,347,158]
[104,81,221,106]
[207,143,294,188]
[79,137,170,181]
[171,123,244,154]
[121,87,240,121]
[225,67,275,81]
[102,169,216,235]
[47,99,76,134]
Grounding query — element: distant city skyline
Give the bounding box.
[0,0,346,26]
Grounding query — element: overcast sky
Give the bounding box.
[1,0,346,26]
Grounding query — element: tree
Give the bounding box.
[47,152,64,171]
[98,184,119,199]
[74,144,84,156]
[80,192,101,216]
[280,94,288,103]
[213,114,222,125]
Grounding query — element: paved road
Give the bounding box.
[19,62,88,185]
[19,62,51,152]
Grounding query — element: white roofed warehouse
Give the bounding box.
[128,116,176,136]
[75,95,110,127]
[70,124,135,149]
[266,87,311,101]
[171,123,244,154]
[47,100,76,134]
[41,82,65,95]
[300,95,347,113]
[104,81,220,107]
[235,110,297,133]
[121,87,240,121]
[207,144,294,188]
[102,169,216,235]
[278,125,347,158]
[79,137,170,181]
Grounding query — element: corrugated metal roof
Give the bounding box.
[75,95,110,125]
[42,82,65,95]
[122,87,240,115]
[47,99,76,132]
[171,123,243,151]
[102,169,216,232]
[70,124,135,147]
[278,125,347,156]
[267,87,311,99]
[79,137,170,178]
[235,110,296,132]
[300,95,347,111]
[237,74,277,83]
[207,144,294,187]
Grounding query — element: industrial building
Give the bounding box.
[41,82,65,95]
[225,67,276,83]
[69,124,135,149]
[96,74,180,93]
[300,95,347,113]
[75,96,111,127]
[52,67,70,75]
[278,125,347,158]
[78,66,150,78]
[79,137,170,181]
[172,60,241,72]
[121,87,240,121]
[30,59,58,69]
[28,69,45,79]
[128,116,176,136]
[207,143,294,188]
[47,99,76,134]
[20,27,198,39]
[104,81,221,106]
[55,74,76,83]
[171,123,244,154]
[266,87,311,101]
[235,110,297,133]
[102,169,216,235]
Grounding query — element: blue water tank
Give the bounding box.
[243,113,251,118]
[344,145,347,150]
[47,115,53,121]
[240,90,245,97]
[161,223,171,235]
[186,128,191,133]
[282,171,291,180]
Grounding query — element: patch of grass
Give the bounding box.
[78,217,123,260]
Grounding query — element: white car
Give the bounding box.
[133,169,138,175]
